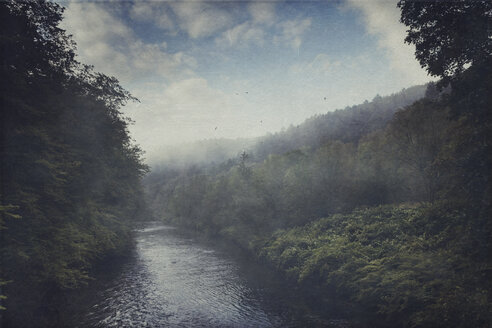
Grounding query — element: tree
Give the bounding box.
[398,0,492,86]
[399,0,492,209]
[386,99,453,202]
[238,150,251,179]
[1,0,147,324]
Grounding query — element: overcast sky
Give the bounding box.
[60,0,432,163]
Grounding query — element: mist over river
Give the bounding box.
[61,222,350,328]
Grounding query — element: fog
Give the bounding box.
[146,84,426,172]
[60,0,433,166]
[149,138,255,171]
[4,0,490,327]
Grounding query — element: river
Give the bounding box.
[63,222,351,327]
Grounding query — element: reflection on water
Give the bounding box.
[67,222,350,327]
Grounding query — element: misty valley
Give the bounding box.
[1,1,491,328]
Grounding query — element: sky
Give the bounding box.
[59,0,433,164]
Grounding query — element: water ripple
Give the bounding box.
[70,222,350,328]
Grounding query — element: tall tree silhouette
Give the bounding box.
[398,0,492,86]
[1,1,147,325]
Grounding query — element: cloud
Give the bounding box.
[248,2,276,26]
[169,2,234,39]
[161,78,231,115]
[274,18,312,49]
[63,2,132,45]
[125,78,264,158]
[290,53,341,76]
[61,2,196,83]
[216,22,265,47]
[130,1,175,32]
[59,0,430,165]
[345,0,431,84]
[214,1,278,48]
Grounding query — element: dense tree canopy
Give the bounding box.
[0,0,147,325]
[398,0,492,85]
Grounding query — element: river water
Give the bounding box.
[64,222,350,327]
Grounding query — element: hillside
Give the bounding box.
[254,84,427,160]
[145,84,428,219]
[149,84,427,171]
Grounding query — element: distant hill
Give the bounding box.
[253,84,427,160]
[150,84,427,169]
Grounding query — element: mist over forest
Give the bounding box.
[1,0,491,327]
[150,84,427,170]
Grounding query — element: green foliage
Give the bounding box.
[254,86,426,160]
[0,0,147,323]
[0,204,21,230]
[151,94,463,235]
[398,0,492,86]
[384,99,455,202]
[260,204,492,327]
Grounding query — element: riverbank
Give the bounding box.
[165,202,492,328]
[163,221,363,326]
[48,222,354,327]
[153,223,356,327]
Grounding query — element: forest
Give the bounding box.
[146,1,492,327]
[0,0,491,327]
[0,1,148,326]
